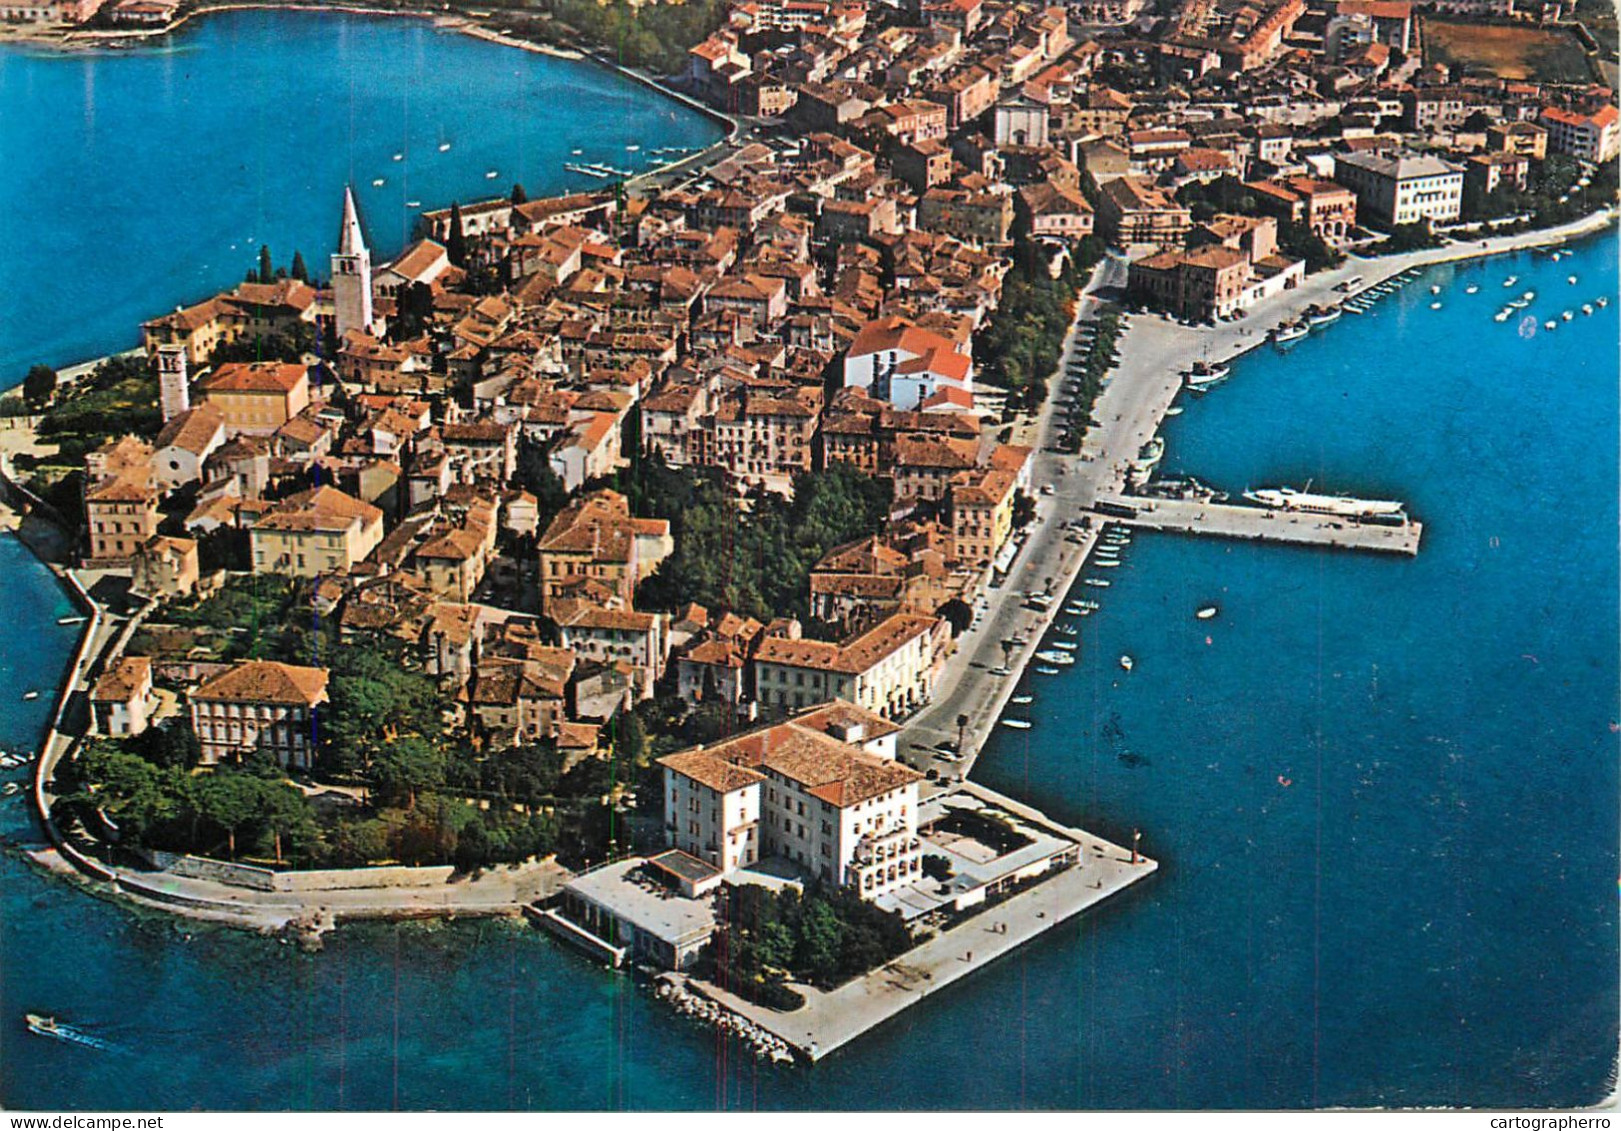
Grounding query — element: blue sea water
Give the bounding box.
[0,12,1615,1108]
[0,9,723,382]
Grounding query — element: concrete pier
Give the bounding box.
[1099,496,1423,556]
[685,787,1157,1062]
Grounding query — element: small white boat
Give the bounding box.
[392,152,403,161]
[486,170,499,179]
[0,782,20,797]
[1597,296,1609,308]
[1196,606,1219,620]
[1084,578,1111,588]
[1430,302,1442,310]
[438,141,452,152]
[1503,276,1518,288]
[56,616,86,626]
[1095,559,1121,568]
[1012,695,1034,705]
[1001,718,1033,730]
[1582,304,1594,316]
[1568,275,1578,285]
[371,178,385,186]
[21,691,39,701]
[406,200,421,208]
[1430,284,1441,295]
[1545,320,1557,330]
[1166,406,1184,416]
[1494,310,1511,322]
[1465,285,1479,294]
[1055,641,1079,651]
[626,144,641,152]
[1523,290,1536,301]
[571,148,583,155]
[1119,655,1134,671]
[1562,310,1574,321]
[1035,666,1061,676]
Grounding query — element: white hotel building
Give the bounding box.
[1333,151,1463,227]
[657,702,924,898]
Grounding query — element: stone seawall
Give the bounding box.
[146,850,457,892]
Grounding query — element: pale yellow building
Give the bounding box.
[949,466,1019,569]
[199,361,311,436]
[250,485,383,578]
[751,613,950,720]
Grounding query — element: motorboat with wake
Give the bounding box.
[24,1015,113,1051]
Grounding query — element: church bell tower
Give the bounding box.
[331,185,375,340]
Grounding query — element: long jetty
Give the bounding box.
[1098,496,1423,556]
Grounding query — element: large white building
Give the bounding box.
[657,702,922,897]
[1539,105,1620,164]
[1333,151,1462,227]
[842,316,974,412]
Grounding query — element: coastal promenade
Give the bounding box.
[687,810,1157,1062]
[903,207,1616,784]
[1101,496,1424,556]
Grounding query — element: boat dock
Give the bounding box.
[1097,496,1423,556]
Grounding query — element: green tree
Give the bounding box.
[290,250,310,283]
[368,736,446,810]
[195,772,261,858]
[22,364,56,409]
[454,816,490,873]
[258,244,274,285]
[447,201,467,267]
[510,183,528,205]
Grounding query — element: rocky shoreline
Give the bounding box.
[654,974,798,1065]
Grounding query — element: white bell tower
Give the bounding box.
[331,185,375,339]
[157,343,189,422]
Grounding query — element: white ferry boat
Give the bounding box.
[1241,486,1405,518]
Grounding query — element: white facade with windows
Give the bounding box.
[1334,151,1462,226]
[657,704,923,897]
